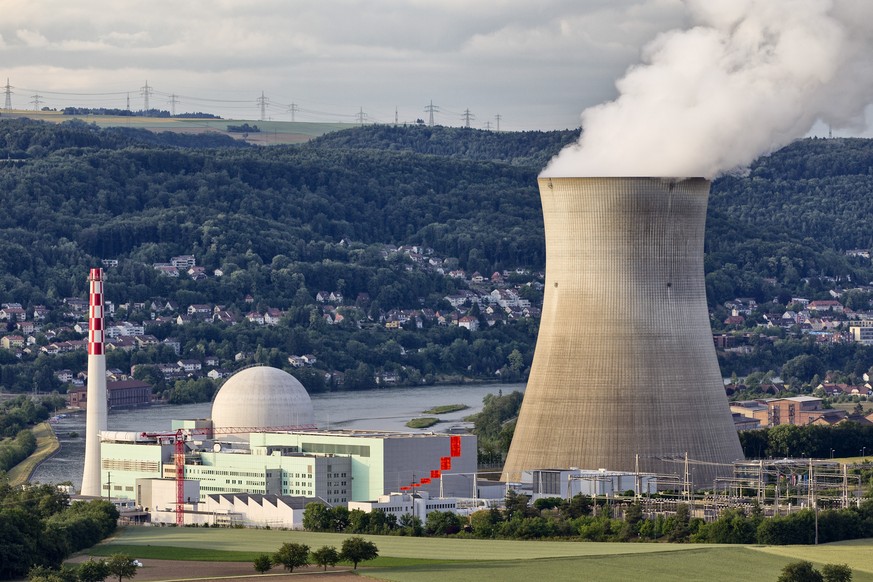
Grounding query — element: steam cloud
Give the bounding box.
[542,0,873,179]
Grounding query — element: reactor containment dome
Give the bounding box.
[211,366,315,429]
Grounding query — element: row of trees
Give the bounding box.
[256,537,378,573]
[301,489,873,546]
[29,555,139,582]
[739,422,873,459]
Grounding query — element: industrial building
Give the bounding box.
[504,178,744,487]
[524,469,658,500]
[97,366,477,505]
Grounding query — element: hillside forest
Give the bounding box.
[1,118,873,401]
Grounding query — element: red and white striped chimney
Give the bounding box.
[81,267,107,497]
[87,268,104,355]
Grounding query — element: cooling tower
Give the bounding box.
[81,268,107,496]
[503,177,743,487]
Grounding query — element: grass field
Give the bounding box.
[2,111,355,144]
[7,421,60,487]
[88,527,873,581]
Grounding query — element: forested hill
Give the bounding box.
[0,117,872,310]
[308,125,579,168]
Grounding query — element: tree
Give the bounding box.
[302,502,332,531]
[272,542,310,572]
[777,561,824,582]
[105,555,138,582]
[821,563,853,582]
[339,536,379,570]
[310,546,340,571]
[252,554,272,574]
[77,560,109,582]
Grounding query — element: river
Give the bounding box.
[31,382,525,489]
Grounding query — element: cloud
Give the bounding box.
[543,0,873,177]
[16,29,50,48]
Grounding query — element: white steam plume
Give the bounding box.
[542,0,873,179]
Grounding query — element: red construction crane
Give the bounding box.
[139,424,317,526]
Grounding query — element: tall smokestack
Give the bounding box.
[503,177,743,486]
[81,268,107,497]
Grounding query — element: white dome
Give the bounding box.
[211,366,315,429]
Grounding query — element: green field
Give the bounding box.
[2,111,356,143]
[87,528,873,581]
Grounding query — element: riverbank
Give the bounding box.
[7,421,61,487]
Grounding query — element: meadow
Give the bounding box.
[87,527,873,581]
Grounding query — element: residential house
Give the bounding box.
[0,307,26,321]
[154,265,180,277]
[1,335,25,349]
[246,311,265,325]
[808,300,844,313]
[177,360,202,373]
[171,255,196,269]
[458,315,480,332]
[264,308,284,325]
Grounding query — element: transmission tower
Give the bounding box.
[257,91,268,121]
[484,120,492,131]
[3,79,12,111]
[126,93,130,112]
[289,102,298,122]
[140,81,153,114]
[395,106,398,126]
[425,100,439,127]
[168,94,179,117]
[462,108,475,128]
[30,93,43,111]
[355,107,367,125]
[494,114,502,133]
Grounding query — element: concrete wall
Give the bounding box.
[504,178,744,486]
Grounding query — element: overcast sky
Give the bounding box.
[0,0,697,130]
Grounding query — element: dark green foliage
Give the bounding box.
[252,554,272,574]
[0,481,117,580]
[105,555,137,582]
[424,511,462,535]
[469,391,523,464]
[77,559,110,582]
[339,536,378,570]
[821,563,853,582]
[0,429,36,472]
[310,546,340,571]
[739,423,873,459]
[271,542,309,572]
[778,561,824,582]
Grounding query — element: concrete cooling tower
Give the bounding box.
[503,177,743,487]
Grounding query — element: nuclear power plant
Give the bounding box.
[81,267,108,497]
[503,177,744,486]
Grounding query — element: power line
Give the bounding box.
[257,91,268,121]
[461,108,475,128]
[140,81,153,113]
[425,100,439,127]
[3,78,12,111]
